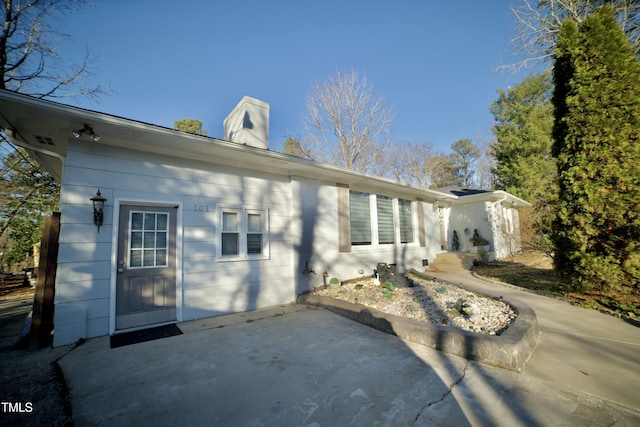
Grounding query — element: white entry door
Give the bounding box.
[116,205,177,330]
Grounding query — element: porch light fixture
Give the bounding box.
[90,190,107,231]
[73,124,100,142]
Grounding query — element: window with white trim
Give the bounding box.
[348,191,415,247]
[218,207,269,260]
[376,195,394,244]
[349,191,371,245]
[399,199,414,243]
[221,210,240,256]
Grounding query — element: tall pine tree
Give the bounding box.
[552,7,640,293]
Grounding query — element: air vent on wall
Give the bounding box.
[35,135,54,146]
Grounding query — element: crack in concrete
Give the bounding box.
[412,361,470,426]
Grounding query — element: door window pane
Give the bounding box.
[129,211,169,268]
[131,232,143,249]
[143,249,155,266]
[130,250,142,267]
[157,214,167,230]
[131,213,143,230]
[144,213,156,230]
[156,232,166,248]
[144,232,155,248]
[156,249,167,266]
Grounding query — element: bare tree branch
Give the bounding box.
[500,0,640,73]
[1,0,109,100]
[302,69,394,174]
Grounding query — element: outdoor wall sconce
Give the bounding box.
[90,190,107,232]
[73,124,100,142]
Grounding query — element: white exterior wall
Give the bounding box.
[291,178,441,293]
[492,203,522,260]
[54,140,294,346]
[449,201,493,253]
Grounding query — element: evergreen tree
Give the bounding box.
[0,149,59,266]
[491,73,557,255]
[552,7,640,292]
[282,137,306,157]
[491,73,555,202]
[174,119,207,136]
[448,139,479,187]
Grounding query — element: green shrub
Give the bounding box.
[452,230,460,251]
[453,298,471,316]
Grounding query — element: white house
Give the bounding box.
[0,90,529,346]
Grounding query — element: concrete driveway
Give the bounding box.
[59,291,640,426]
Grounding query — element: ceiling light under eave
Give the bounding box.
[72,124,100,142]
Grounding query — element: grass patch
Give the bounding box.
[473,251,640,318]
[473,263,565,296]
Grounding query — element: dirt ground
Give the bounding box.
[478,251,640,318]
[0,282,73,426]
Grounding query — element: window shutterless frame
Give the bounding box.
[217,207,269,261]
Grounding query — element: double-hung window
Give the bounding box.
[246,211,265,254]
[221,211,240,256]
[218,207,269,260]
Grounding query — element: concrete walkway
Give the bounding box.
[57,273,640,426]
[426,269,640,410]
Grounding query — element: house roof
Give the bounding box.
[437,186,531,207]
[0,90,528,206]
[438,187,492,197]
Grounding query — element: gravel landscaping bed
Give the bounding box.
[315,276,516,335]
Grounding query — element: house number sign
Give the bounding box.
[194,205,210,212]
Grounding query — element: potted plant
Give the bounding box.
[452,230,460,251]
[470,229,490,252]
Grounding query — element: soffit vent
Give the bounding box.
[35,135,54,146]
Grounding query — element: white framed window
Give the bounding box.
[221,210,240,256]
[349,191,371,245]
[218,207,269,260]
[129,211,169,268]
[398,199,414,243]
[376,195,395,244]
[347,191,416,248]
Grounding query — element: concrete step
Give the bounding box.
[428,253,476,271]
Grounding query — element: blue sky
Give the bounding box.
[59,1,531,154]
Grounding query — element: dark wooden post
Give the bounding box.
[30,212,61,348]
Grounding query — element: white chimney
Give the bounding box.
[223,96,270,149]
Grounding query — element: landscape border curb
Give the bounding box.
[297,269,541,372]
